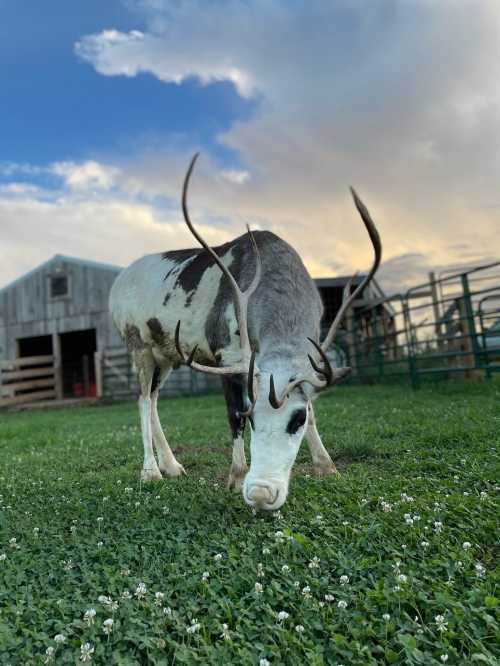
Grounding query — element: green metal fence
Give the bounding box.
[342,261,500,388]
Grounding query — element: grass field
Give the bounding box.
[0,381,499,665]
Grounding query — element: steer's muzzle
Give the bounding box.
[244,481,285,511]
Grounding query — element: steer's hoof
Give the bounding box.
[141,468,163,482]
[160,461,187,478]
[226,466,248,491]
[313,462,339,477]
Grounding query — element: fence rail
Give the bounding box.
[0,355,56,407]
[343,261,500,388]
[98,348,220,400]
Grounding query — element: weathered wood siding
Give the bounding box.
[0,256,122,361]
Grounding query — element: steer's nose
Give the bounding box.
[245,483,280,510]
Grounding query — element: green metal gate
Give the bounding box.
[344,261,500,388]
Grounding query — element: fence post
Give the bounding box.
[403,299,419,389]
[52,333,63,400]
[94,352,103,398]
[460,274,482,376]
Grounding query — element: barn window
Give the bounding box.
[50,275,69,298]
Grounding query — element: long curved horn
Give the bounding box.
[320,188,382,352]
[175,154,262,391]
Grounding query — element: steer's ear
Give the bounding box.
[331,366,352,384]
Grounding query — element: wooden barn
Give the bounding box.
[0,254,391,408]
[0,255,218,408]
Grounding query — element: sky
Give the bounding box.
[1,0,499,295]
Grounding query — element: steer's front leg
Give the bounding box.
[306,403,338,477]
[134,349,163,482]
[221,376,249,490]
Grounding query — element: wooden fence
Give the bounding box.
[0,355,57,407]
[97,347,221,399]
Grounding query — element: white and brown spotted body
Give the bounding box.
[109,155,382,510]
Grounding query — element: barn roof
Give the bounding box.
[0,254,122,293]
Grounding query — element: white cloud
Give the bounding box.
[69,1,500,292]
[75,28,256,97]
[4,1,500,293]
[50,160,120,191]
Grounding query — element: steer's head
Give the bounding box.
[176,153,381,511]
[241,356,351,511]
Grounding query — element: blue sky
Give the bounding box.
[0,0,253,170]
[0,1,499,291]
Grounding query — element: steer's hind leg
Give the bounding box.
[134,349,163,482]
[150,365,186,477]
[306,403,338,476]
[222,375,248,490]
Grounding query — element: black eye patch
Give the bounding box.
[286,409,307,435]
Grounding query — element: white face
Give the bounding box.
[242,372,311,511]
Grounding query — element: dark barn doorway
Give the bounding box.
[60,329,97,398]
[18,335,53,358]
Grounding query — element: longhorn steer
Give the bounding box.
[109,154,381,511]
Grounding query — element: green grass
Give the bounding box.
[0,382,499,665]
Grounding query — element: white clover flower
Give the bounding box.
[9,538,19,549]
[274,531,284,543]
[80,642,94,662]
[440,655,448,663]
[202,571,210,582]
[257,563,265,578]
[401,493,414,502]
[382,613,390,621]
[0,553,6,561]
[421,541,430,548]
[475,562,486,577]
[134,502,140,508]
[214,553,223,562]
[434,521,443,533]
[70,525,77,534]
[281,565,291,574]
[301,586,311,598]
[462,541,472,550]
[309,556,320,569]
[83,608,96,626]
[397,574,408,584]
[480,491,488,500]
[33,527,40,536]
[54,634,66,644]
[262,547,270,555]
[254,582,263,594]
[435,614,448,632]
[163,606,172,616]
[102,618,113,634]
[97,541,104,548]
[124,487,133,493]
[339,575,349,585]
[220,623,231,640]
[155,592,164,607]
[121,590,132,600]
[295,624,305,633]
[63,559,74,571]
[135,582,147,599]
[260,659,271,666]
[324,594,335,602]
[293,581,301,588]
[186,619,201,634]
[276,610,289,622]
[337,600,348,609]
[43,646,55,664]
[98,595,118,611]
[97,517,104,523]
[381,501,393,512]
